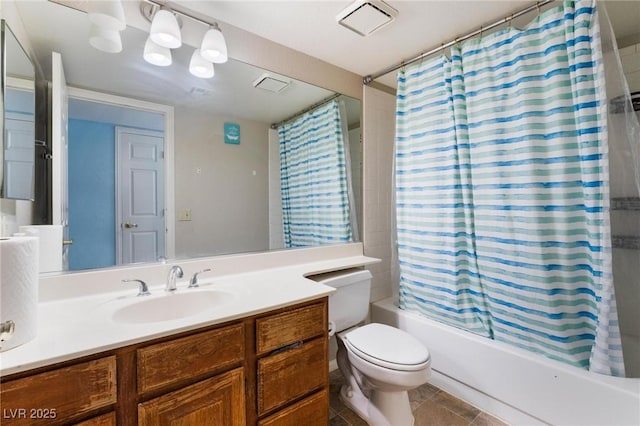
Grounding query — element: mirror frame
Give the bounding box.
[0,19,36,201]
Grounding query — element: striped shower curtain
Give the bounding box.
[278,100,353,247]
[396,0,624,376]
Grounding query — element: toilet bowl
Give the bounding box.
[308,269,431,426]
[337,323,431,426]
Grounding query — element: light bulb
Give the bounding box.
[200,24,228,63]
[143,37,172,66]
[189,49,215,79]
[149,9,182,49]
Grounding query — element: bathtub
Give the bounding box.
[371,297,640,426]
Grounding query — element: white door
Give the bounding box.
[116,127,165,264]
[51,52,69,270]
[3,112,34,199]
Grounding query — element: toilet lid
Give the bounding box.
[343,323,430,371]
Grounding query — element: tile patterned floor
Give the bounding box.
[329,370,510,426]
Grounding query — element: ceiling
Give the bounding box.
[12,0,640,114]
[14,0,361,125]
[178,0,640,86]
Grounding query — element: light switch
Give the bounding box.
[178,208,192,221]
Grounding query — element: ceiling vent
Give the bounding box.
[336,0,398,37]
[252,73,291,93]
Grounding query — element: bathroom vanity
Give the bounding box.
[1,298,327,425]
[0,246,377,425]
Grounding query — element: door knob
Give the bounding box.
[63,239,73,246]
[123,222,139,229]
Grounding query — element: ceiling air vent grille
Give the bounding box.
[252,73,291,93]
[337,0,398,37]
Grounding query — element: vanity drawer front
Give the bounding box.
[137,323,244,394]
[0,356,117,425]
[258,388,329,426]
[257,337,327,416]
[256,301,326,355]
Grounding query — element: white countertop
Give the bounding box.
[1,255,378,376]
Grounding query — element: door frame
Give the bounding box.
[66,86,176,260]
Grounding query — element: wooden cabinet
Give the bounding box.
[256,302,329,422]
[0,298,328,426]
[138,368,245,426]
[258,389,329,426]
[256,303,325,355]
[0,356,116,425]
[73,412,116,426]
[137,323,244,395]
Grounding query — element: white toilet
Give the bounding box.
[311,269,431,426]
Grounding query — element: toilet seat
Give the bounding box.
[343,323,431,372]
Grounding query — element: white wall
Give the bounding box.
[619,42,640,91]
[174,106,270,258]
[362,86,396,303]
[348,127,363,240]
[268,129,284,249]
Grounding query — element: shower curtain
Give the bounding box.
[278,100,353,247]
[396,0,625,376]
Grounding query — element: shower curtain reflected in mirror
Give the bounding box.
[394,0,638,377]
[278,99,358,247]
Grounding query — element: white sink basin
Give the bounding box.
[111,290,233,324]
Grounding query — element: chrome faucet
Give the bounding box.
[188,268,211,288]
[122,279,151,296]
[166,265,184,292]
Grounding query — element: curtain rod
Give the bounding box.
[270,93,342,129]
[363,0,555,85]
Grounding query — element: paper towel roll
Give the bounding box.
[19,225,62,273]
[1,236,39,352]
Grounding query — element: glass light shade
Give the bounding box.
[89,24,122,53]
[189,49,215,79]
[87,0,126,31]
[149,9,182,49]
[143,38,172,67]
[200,26,228,63]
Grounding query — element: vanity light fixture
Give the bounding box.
[138,0,229,76]
[89,24,123,53]
[87,0,126,31]
[149,8,182,49]
[200,23,228,64]
[189,49,215,78]
[143,37,172,66]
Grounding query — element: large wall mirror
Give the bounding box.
[9,0,362,273]
[0,20,36,201]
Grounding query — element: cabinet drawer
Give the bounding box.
[256,302,326,355]
[137,323,244,394]
[258,389,329,426]
[138,367,246,426]
[257,338,327,415]
[0,356,116,425]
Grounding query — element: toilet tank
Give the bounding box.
[308,268,372,334]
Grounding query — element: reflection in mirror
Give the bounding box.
[11,1,361,272]
[1,20,36,201]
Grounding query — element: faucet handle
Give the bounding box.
[188,269,212,288]
[123,279,151,296]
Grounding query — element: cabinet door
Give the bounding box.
[73,412,116,426]
[138,368,245,426]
